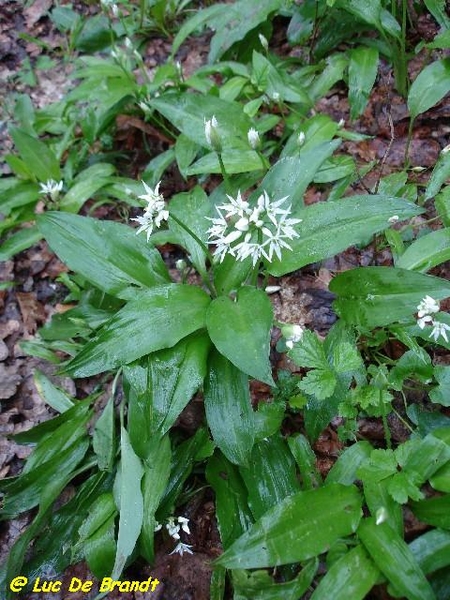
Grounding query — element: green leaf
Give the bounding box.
[411,494,450,529]
[430,366,450,407]
[186,149,265,174]
[34,369,74,412]
[37,212,170,300]
[326,441,373,486]
[93,396,115,471]
[289,330,328,369]
[363,479,404,535]
[207,286,274,385]
[151,93,252,149]
[268,195,422,276]
[215,483,362,568]
[311,545,380,600]
[171,4,228,57]
[112,427,144,579]
[288,434,323,490]
[408,59,450,121]
[348,46,379,120]
[0,226,42,261]
[409,529,450,575]
[298,368,337,400]
[59,163,115,213]
[330,267,450,328]
[233,560,318,600]
[397,229,450,272]
[252,51,310,104]
[140,435,171,562]
[423,0,450,29]
[239,436,301,520]
[358,518,436,600]
[204,349,255,466]
[10,127,61,181]
[208,0,283,63]
[425,151,450,200]
[65,284,210,378]
[206,452,254,548]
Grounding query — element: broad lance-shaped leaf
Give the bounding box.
[358,518,435,600]
[204,350,255,466]
[330,267,450,328]
[408,58,450,121]
[311,545,380,600]
[206,287,274,386]
[267,195,422,276]
[396,229,450,272]
[10,127,61,181]
[37,212,170,300]
[65,284,211,378]
[112,427,144,579]
[216,483,362,569]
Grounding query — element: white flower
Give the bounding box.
[417,315,433,329]
[170,542,193,556]
[297,131,306,147]
[272,92,280,101]
[166,517,180,540]
[177,516,191,534]
[281,323,304,349]
[204,116,221,152]
[207,190,302,266]
[258,33,268,51]
[338,118,345,128]
[131,181,169,241]
[417,295,440,318]
[430,320,450,343]
[388,215,399,224]
[39,179,63,202]
[154,522,162,532]
[247,127,260,149]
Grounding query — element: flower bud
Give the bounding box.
[204,116,222,152]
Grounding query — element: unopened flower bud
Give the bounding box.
[258,33,269,51]
[204,116,222,152]
[247,127,260,149]
[297,131,306,147]
[337,118,345,128]
[176,259,187,271]
[376,507,388,525]
[441,143,450,154]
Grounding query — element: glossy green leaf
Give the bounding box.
[204,349,255,466]
[207,286,274,385]
[397,229,450,272]
[331,267,450,328]
[216,483,362,568]
[0,180,39,216]
[37,212,170,299]
[0,226,42,261]
[348,46,379,120]
[311,545,379,600]
[0,437,89,519]
[436,187,450,227]
[151,93,252,149]
[124,332,210,450]
[411,494,450,529]
[213,253,253,295]
[59,163,115,213]
[430,462,450,492]
[10,127,61,181]
[169,186,210,277]
[140,435,171,562]
[65,284,210,378]
[112,427,144,579]
[252,51,310,104]
[240,436,300,520]
[34,369,74,412]
[268,196,422,276]
[206,452,254,548]
[93,396,115,471]
[358,518,435,600]
[288,434,322,490]
[187,149,266,175]
[326,441,372,485]
[256,140,341,211]
[425,151,450,200]
[410,529,450,575]
[233,559,318,600]
[408,59,450,121]
[363,479,404,535]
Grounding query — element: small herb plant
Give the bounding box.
[2,1,450,599]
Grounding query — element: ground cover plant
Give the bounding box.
[1,0,450,598]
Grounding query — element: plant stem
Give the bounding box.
[380,393,392,450]
[217,153,232,194]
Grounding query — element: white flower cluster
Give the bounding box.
[132,181,169,241]
[39,179,63,202]
[281,323,304,349]
[154,516,193,556]
[416,295,450,343]
[207,190,302,266]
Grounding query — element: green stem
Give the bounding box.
[380,393,392,450]
[217,153,232,195]
[404,118,414,168]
